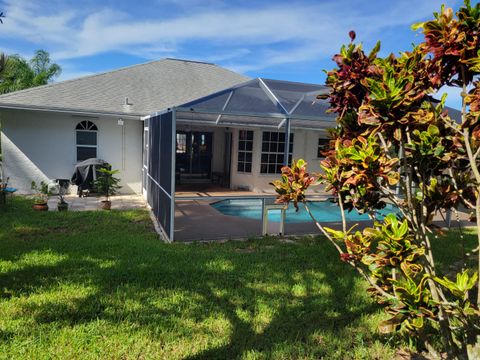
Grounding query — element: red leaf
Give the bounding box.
[349,30,356,42]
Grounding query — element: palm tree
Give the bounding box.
[0,50,61,94]
[0,52,6,74]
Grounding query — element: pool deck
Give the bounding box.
[173,185,333,241]
[173,197,474,242]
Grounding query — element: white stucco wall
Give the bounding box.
[229,127,329,193]
[0,109,143,194]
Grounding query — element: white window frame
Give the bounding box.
[237,130,254,173]
[76,121,98,162]
[260,131,294,174]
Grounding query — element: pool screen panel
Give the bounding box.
[146,112,174,240]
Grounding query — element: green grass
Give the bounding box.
[0,198,477,359]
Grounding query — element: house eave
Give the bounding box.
[0,103,143,120]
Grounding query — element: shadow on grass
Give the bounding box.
[0,197,391,358]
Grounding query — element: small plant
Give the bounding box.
[94,168,121,210]
[31,181,50,211]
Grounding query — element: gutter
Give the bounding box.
[0,103,143,120]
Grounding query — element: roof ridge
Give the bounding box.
[0,57,233,100]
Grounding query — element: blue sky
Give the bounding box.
[0,0,466,109]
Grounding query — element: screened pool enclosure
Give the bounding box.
[142,78,336,241]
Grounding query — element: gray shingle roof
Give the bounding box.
[0,58,250,117]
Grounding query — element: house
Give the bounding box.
[0,57,338,240]
[0,58,248,194]
[0,58,334,197]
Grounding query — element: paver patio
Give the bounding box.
[47,194,146,211]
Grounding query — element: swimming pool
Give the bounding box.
[211,199,396,223]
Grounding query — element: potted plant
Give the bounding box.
[57,180,69,211]
[94,168,121,210]
[31,181,50,211]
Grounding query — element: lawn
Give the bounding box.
[0,198,477,359]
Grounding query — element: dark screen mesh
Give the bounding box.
[177,79,334,125]
[146,113,174,240]
[160,112,173,193]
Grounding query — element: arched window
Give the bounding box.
[76,120,98,161]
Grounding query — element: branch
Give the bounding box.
[379,185,414,223]
[459,66,480,308]
[354,265,396,301]
[463,128,480,184]
[474,145,480,162]
[303,200,396,302]
[377,132,392,159]
[441,115,463,135]
[337,192,347,233]
[303,200,344,254]
[448,168,475,209]
[399,134,419,229]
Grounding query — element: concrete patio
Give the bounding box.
[47,194,146,211]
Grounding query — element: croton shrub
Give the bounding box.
[271,1,479,358]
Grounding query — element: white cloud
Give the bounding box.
[1,0,76,46]
[0,0,461,76]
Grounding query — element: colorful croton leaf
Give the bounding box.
[272,2,480,356]
[413,1,480,85]
[320,136,399,213]
[269,159,317,211]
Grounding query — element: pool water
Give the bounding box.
[211,199,396,223]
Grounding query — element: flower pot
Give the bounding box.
[101,200,112,210]
[57,202,69,212]
[33,202,48,211]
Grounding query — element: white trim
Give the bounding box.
[0,103,142,119]
[288,94,306,115]
[76,121,98,161]
[174,107,335,123]
[142,108,173,120]
[258,78,289,115]
[260,130,294,174]
[174,118,331,131]
[215,90,234,125]
[236,130,254,174]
